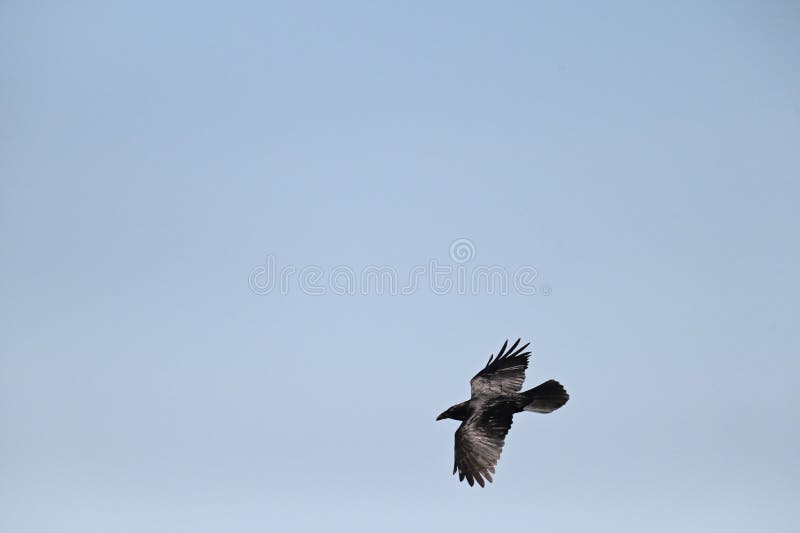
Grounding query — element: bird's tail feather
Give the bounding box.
[522,379,569,413]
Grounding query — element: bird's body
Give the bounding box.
[436,339,569,487]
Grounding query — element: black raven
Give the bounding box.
[436,339,569,487]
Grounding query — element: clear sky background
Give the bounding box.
[2,1,799,532]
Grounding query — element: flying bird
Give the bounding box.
[436,339,569,487]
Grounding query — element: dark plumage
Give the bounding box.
[436,339,569,487]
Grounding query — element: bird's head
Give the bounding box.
[436,401,469,421]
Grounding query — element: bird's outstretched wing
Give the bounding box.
[453,403,515,487]
[470,339,531,397]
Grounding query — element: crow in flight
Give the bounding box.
[436,339,569,487]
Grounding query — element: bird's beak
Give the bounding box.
[436,412,446,421]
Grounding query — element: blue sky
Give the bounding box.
[2,2,799,532]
